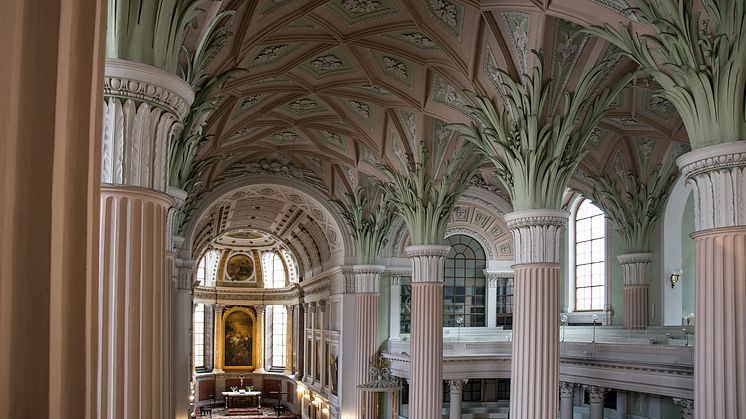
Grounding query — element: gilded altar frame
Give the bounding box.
[219,306,260,371]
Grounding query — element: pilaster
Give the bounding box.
[677,141,746,419]
[405,244,450,419]
[504,210,568,419]
[618,253,653,329]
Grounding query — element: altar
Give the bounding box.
[222,390,262,409]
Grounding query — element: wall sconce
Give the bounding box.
[670,269,682,288]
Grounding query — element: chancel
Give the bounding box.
[3,0,746,419]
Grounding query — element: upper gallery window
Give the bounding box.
[196,250,220,286]
[575,199,606,311]
[270,305,287,368]
[262,251,286,288]
[444,234,487,327]
[193,303,205,368]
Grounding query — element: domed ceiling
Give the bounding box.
[189,0,690,230]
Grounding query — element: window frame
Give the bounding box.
[193,303,205,369]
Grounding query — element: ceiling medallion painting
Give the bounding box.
[226,253,255,281]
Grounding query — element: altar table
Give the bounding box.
[222,390,261,409]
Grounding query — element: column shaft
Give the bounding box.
[213,305,224,372]
[677,142,746,419]
[99,187,171,419]
[355,294,378,418]
[405,245,449,419]
[505,210,567,419]
[618,253,652,329]
[286,305,294,375]
[319,302,326,389]
[560,382,574,419]
[255,306,265,373]
[448,380,465,419]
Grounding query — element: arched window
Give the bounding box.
[193,303,205,368]
[262,251,287,288]
[269,305,287,367]
[196,250,220,286]
[444,235,487,327]
[575,199,606,311]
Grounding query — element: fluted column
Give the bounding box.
[389,275,402,340]
[448,379,467,419]
[405,245,450,419]
[255,305,266,373]
[504,210,567,419]
[585,385,609,419]
[303,303,311,382]
[285,305,294,375]
[318,301,327,389]
[213,304,225,372]
[674,398,694,419]
[98,58,192,419]
[559,382,575,419]
[618,253,653,329]
[309,302,317,383]
[677,142,746,419]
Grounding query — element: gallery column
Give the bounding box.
[559,382,575,419]
[352,265,385,418]
[504,210,567,419]
[255,305,266,373]
[98,58,193,419]
[585,385,609,419]
[406,244,450,419]
[448,379,467,419]
[618,253,653,329]
[674,398,694,419]
[285,305,295,375]
[213,304,225,372]
[677,142,746,419]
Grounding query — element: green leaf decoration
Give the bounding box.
[333,179,397,265]
[584,0,746,149]
[589,167,676,253]
[450,50,635,211]
[376,142,484,246]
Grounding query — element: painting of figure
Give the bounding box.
[224,310,253,367]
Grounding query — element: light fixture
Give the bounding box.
[670,269,682,288]
[560,315,568,342]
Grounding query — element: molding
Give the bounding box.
[504,209,569,264]
[617,253,653,265]
[676,141,746,230]
[104,58,194,118]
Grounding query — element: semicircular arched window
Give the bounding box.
[262,251,287,288]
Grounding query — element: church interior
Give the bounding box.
[2,0,745,418]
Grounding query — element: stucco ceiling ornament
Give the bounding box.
[585,0,746,149]
[342,0,384,14]
[311,54,344,72]
[452,51,635,211]
[219,153,328,194]
[589,167,675,253]
[377,141,484,245]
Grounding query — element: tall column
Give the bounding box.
[172,256,193,419]
[585,385,608,419]
[352,265,385,418]
[405,245,450,419]
[318,300,327,389]
[504,210,567,419]
[559,382,575,419]
[618,253,652,329]
[486,273,498,328]
[285,305,294,375]
[255,305,266,373]
[674,398,694,419]
[448,379,467,419]
[302,303,310,382]
[213,304,225,372]
[389,275,402,340]
[0,1,105,417]
[309,302,317,383]
[677,142,746,419]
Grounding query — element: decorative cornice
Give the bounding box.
[405,245,450,284]
[504,209,568,264]
[104,59,194,118]
[484,271,514,287]
[676,141,746,230]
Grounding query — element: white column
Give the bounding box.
[389,274,402,340]
[285,305,294,375]
[559,382,574,419]
[674,398,694,419]
[319,300,327,389]
[303,303,310,382]
[504,210,567,419]
[486,273,498,328]
[677,142,746,419]
[98,58,192,419]
[584,385,608,419]
[405,245,450,419]
[213,304,225,373]
[618,253,652,329]
[352,265,385,419]
[255,305,266,373]
[309,302,317,383]
[448,379,466,419]
[172,256,193,419]
[617,390,628,419]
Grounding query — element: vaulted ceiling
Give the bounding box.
[192,0,690,215]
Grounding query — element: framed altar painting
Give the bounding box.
[221,307,258,370]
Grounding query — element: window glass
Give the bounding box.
[575,199,606,311]
[193,303,205,368]
[262,252,287,288]
[270,305,287,367]
[444,235,487,327]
